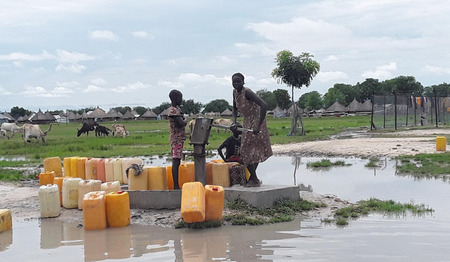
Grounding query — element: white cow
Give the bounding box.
[0,129,8,139]
[114,125,129,138]
[213,118,233,133]
[0,123,23,139]
[22,123,52,145]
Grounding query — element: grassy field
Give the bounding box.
[0,115,370,162]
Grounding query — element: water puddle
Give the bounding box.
[2,156,450,261]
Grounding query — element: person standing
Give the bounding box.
[231,73,272,187]
[168,89,187,190]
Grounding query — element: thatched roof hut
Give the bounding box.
[326,101,347,112]
[122,110,135,120]
[104,109,123,121]
[139,110,157,120]
[87,107,106,120]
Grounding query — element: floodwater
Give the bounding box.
[2,156,450,261]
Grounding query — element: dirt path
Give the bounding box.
[2,128,448,226]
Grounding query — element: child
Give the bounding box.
[168,89,187,190]
[217,123,242,162]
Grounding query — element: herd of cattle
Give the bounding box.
[0,121,129,145]
[1,118,233,146]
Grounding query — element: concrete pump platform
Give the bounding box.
[127,185,302,209]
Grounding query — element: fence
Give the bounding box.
[371,93,450,130]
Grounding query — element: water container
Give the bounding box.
[96,159,106,182]
[39,184,61,218]
[121,157,143,184]
[112,158,123,184]
[63,157,72,177]
[39,171,55,186]
[83,191,107,230]
[206,162,213,185]
[211,162,230,187]
[166,165,174,190]
[179,162,195,188]
[70,157,80,178]
[101,181,121,194]
[78,180,102,210]
[105,191,130,227]
[43,157,63,177]
[104,158,114,182]
[77,157,87,179]
[62,178,83,209]
[204,185,224,221]
[436,136,447,151]
[128,166,147,190]
[181,182,205,223]
[85,158,98,180]
[146,166,168,190]
[0,209,12,233]
[53,177,67,206]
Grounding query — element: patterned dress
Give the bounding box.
[168,106,186,159]
[233,87,273,165]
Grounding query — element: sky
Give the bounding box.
[1,0,450,112]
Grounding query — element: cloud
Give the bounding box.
[316,71,348,82]
[55,63,86,73]
[0,87,13,95]
[0,51,54,62]
[324,55,339,61]
[89,30,119,41]
[361,62,397,80]
[55,49,95,63]
[157,80,184,88]
[131,31,154,39]
[83,85,105,93]
[424,65,450,75]
[20,85,70,97]
[112,82,147,93]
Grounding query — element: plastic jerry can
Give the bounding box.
[121,157,143,185]
[39,171,55,186]
[104,158,114,182]
[0,209,12,233]
[436,136,447,151]
[63,157,72,177]
[83,191,107,230]
[179,162,195,189]
[146,166,168,190]
[85,158,98,180]
[77,157,87,180]
[70,157,80,178]
[204,185,224,221]
[181,182,205,223]
[43,156,62,177]
[166,166,174,190]
[96,158,106,182]
[211,162,230,187]
[62,178,83,209]
[128,166,147,190]
[78,180,102,210]
[206,162,213,185]
[39,184,61,218]
[106,191,130,227]
[112,158,123,184]
[53,176,67,206]
[101,181,121,194]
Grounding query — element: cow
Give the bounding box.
[95,125,111,136]
[1,129,8,139]
[112,124,128,137]
[22,123,52,145]
[213,118,233,133]
[77,121,98,137]
[114,126,129,138]
[188,119,196,141]
[0,123,23,139]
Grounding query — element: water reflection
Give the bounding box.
[0,229,12,252]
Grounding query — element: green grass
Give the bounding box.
[329,198,434,226]
[306,159,350,168]
[396,153,450,179]
[0,169,38,181]
[365,157,381,168]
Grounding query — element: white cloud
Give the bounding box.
[361,62,397,80]
[55,49,95,63]
[89,30,119,41]
[112,82,147,93]
[424,65,450,75]
[324,55,339,61]
[90,78,107,86]
[0,51,54,62]
[0,87,12,95]
[316,71,348,82]
[157,80,184,88]
[55,63,86,73]
[20,86,69,97]
[131,31,153,39]
[83,85,105,93]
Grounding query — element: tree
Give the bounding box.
[298,91,323,110]
[323,88,345,108]
[383,76,423,96]
[182,99,203,115]
[424,83,450,97]
[333,83,360,106]
[112,106,132,115]
[153,102,171,115]
[10,106,32,119]
[356,78,382,101]
[203,99,231,114]
[256,89,277,111]
[273,89,291,109]
[272,50,320,135]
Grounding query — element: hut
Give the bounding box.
[272,106,287,118]
[325,101,347,113]
[29,110,55,124]
[287,104,303,117]
[67,111,81,122]
[87,107,106,121]
[131,110,140,118]
[347,99,364,113]
[1,112,15,123]
[220,108,232,117]
[159,108,170,120]
[122,110,136,120]
[104,109,123,122]
[361,100,373,112]
[0,113,9,124]
[139,110,157,120]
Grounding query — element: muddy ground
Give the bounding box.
[1,128,448,227]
